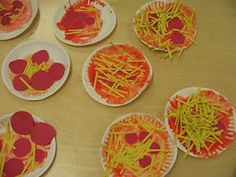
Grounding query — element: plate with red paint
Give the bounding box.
[1,40,70,100]
[53,0,116,46]
[164,87,236,158]
[133,0,197,58]
[0,111,56,177]
[0,0,38,40]
[101,113,178,177]
[82,43,152,107]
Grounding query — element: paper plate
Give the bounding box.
[82,43,153,107]
[133,0,197,52]
[100,112,178,177]
[1,40,70,101]
[52,0,116,46]
[164,87,236,158]
[0,112,56,177]
[0,0,38,40]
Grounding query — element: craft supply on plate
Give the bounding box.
[53,0,116,46]
[101,113,177,177]
[82,43,152,106]
[164,87,236,158]
[2,40,70,101]
[133,0,197,59]
[0,0,38,40]
[0,111,56,177]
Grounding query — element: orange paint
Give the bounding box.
[87,44,151,105]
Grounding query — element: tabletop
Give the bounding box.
[0,0,236,177]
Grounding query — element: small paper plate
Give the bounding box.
[0,0,38,40]
[164,87,236,158]
[133,0,197,51]
[1,40,70,101]
[100,112,178,177]
[82,43,153,107]
[52,0,116,46]
[0,113,56,177]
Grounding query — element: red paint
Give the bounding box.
[150,142,160,154]
[31,122,56,146]
[127,75,136,81]
[9,59,27,74]
[4,158,24,177]
[170,31,185,44]
[148,13,158,23]
[31,71,54,90]
[90,0,106,7]
[138,131,149,141]
[13,138,32,158]
[167,17,184,31]
[11,111,34,135]
[170,100,178,109]
[125,133,138,145]
[87,63,96,84]
[12,74,30,91]
[49,63,65,81]
[35,149,46,163]
[139,155,152,168]
[31,50,49,64]
[168,118,176,130]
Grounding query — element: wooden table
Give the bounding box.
[0,0,236,176]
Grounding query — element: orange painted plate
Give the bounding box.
[82,43,152,106]
[133,0,197,54]
[101,113,178,177]
[164,87,236,158]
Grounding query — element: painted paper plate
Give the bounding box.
[101,113,178,177]
[133,0,197,58]
[82,43,153,107]
[0,111,56,177]
[164,87,236,158]
[53,0,116,46]
[0,0,38,40]
[1,40,70,101]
